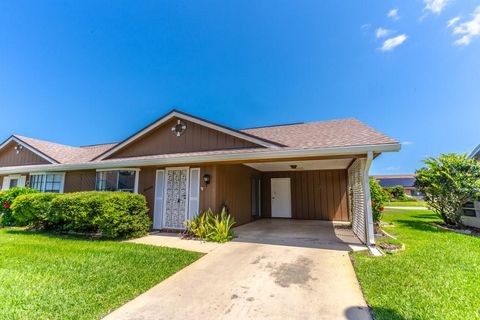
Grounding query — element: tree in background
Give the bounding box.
[415,154,480,226]
[369,177,389,224]
[385,185,408,200]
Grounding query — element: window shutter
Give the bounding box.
[188,168,201,220]
[2,177,10,190]
[18,176,26,188]
[153,170,165,229]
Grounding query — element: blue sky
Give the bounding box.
[0,0,479,174]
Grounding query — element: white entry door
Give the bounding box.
[271,178,292,218]
[163,167,190,229]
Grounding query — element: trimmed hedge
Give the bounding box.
[0,187,39,226]
[11,191,151,239]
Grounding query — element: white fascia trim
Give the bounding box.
[468,144,480,159]
[0,143,401,175]
[96,111,279,161]
[0,136,58,164]
[96,168,141,172]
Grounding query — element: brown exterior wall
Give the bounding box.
[108,117,261,159]
[214,164,260,226]
[63,170,96,193]
[0,141,50,167]
[261,169,349,221]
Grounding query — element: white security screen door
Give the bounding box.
[153,170,165,229]
[163,167,190,229]
[271,178,292,218]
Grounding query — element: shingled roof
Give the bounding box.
[13,135,116,164]
[242,118,397,149]
[2,112,398,166]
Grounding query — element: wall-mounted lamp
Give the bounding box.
[290,164,297,169]
[203,174,211,186]
[14,145,23,154]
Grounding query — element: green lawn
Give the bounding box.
[0,228,202,320]
[352,208,480,320]
[386,200,427,207]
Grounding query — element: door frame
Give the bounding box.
[270,177,292,218]
[162,166,190,230]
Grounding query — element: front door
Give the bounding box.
[271,178,292,218]
[163,167,190,229]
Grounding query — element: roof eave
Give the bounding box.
[0,143,401,174]
[0,135,59,164]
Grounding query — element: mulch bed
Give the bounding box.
[431,222,480,237]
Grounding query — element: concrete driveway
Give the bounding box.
[104,220,371,320]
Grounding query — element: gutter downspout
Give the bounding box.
[363,151,380,255]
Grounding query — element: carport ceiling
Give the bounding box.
[244,158,353,172]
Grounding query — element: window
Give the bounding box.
[96,170,138,193]
[29,173,65,193]
[9,179,18,189]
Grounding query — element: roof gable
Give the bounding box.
[0,136,56,166]
[96,110,282,160]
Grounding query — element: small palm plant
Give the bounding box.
[184,207,235,243]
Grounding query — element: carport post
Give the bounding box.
[363,151,375,246]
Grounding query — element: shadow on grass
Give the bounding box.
[3,228,114,242]
[394,219,440,233]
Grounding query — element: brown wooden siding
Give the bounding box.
[261,169,349,221]
[63,170,96,193]
[108,117,261,159]
[0,141,50,167]
[214,164,260,226]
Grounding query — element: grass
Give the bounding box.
[352,208,480,320]
[386,200,427,207]
[0,228,202,320]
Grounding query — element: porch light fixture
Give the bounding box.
[14,145,23,154]
[203,174,211,186]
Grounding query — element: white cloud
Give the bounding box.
[388,8,399,20]
[452,6,480,46]
[376,27,391,38]
[424,0,450,14]
[380,34,408,51]
[402,141,414,145]
[386,166,401,171]
[447,16,460,27]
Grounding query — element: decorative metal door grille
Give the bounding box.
[164,168,189,229]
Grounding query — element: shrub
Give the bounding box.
[369,178,389,224]
[0,187,39,226]
[185,207,235,243]
[415,154,480,226]
[11,193,59,227]
[385,185,408,200]
[11,191,150,239]
[94,192,151,239]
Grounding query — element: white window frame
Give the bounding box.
[95,168,140,193]
[29,172,65,193]
[1,174,27,190]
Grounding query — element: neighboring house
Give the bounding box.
[373,174,423,199]
[463,145,480,228]
[0,109,400,244]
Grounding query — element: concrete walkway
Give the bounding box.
[127,232,221,253]
[385,206,428,210]
[105,220,371,320]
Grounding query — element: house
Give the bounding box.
[373,174,424,199]
[463,145,480,228]
[0,109,400,245]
